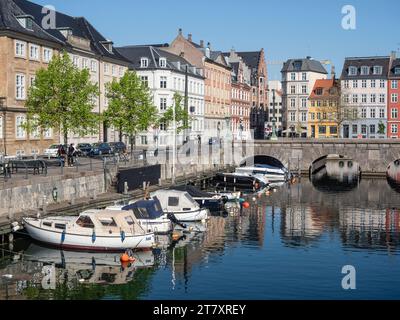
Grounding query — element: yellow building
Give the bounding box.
[307,79,340,138]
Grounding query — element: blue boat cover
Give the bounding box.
[121,197,164,219]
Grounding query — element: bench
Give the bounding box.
[9,159,47,175]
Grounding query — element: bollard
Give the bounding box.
[124,181,128,195]
[159,178,162,187]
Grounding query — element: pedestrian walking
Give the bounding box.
[67,143,75,167]
[57,145,66,167]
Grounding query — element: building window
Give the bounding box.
[16,115,26,139]
[43,48,52,63]
[318,126,327,135]
[44,128,53,138]
[301,112,307,122]
[343,94,350,103]
[29,44,40,60]
[352,94,358,104]
[0,116,3,139]
[290,99,296,108]
[373,66,383,75]
[160,97,167,111]
[370,108,376,118]
[290,86,296,94]
[361,125,367,134]
[141,58,149,68]
[16,74,26,100]
[361,80,367,88]
[391,94,398,103]
[352,124,358,134]
[317,112,321,120]
[370,124,376,134]
[379,94,385,103]
[392,124,398,134]
[29,75,36,87]
[104,63,109,74]
[160,122,167,131]
[301,98,307,108]
[352,80,358,88]
[141,76,148,87]
[349,66,357,76]
[159,58,166,68]
[395,68,400,75]
[160,76,167,89]
[302,73,307,81]
[379,108,385,118]
[73,56,79,67]
[291,73,296,81]
[15,40,26,58]
[360,66,369,75]
[82,58,89,69]
[362,94,367,103]
[290,112,296,122]
[343,80,349,89]
[90,60,97,73]
[119,67,124,77]
[371,80,376,88]
[330,126,338,135]
[361,108,366,118]
[380,80,385,88]
[302,85,307,94]
[391,80,398,89]
[370,94,376,103]
[392,108,398,119]
[310,112,315,120]
[141,136,148,145]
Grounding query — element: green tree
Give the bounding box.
[25,51,100,144]
[160,93,191,134]
[104,70,158,154]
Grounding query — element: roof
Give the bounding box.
[309,79,340,99]
[388,58,400,79]
[116,45,204,78]
[281,58,328,74]
[0,0,63,44]
[236,51,261,70]
[340,56,390,80]
[11,0,130,64]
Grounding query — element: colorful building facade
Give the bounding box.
[388,56,400,139]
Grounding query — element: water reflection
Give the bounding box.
[1,178,400,299]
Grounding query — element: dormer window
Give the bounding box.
[58,27,73,39]
[373,66,382,75]
[395,67,400,75]
[315,88,323,95]
[360,66,369,75]
[349,66,357,76]
[100,41,114,54]
[159,58,167,68]
[16,15,34,31]
[141,58,149,68]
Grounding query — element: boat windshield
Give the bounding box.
[98,217,117,227]
[184,193,197,206]
[76,216,95,228]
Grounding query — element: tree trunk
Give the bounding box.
[63,129,68,146]
[119,125,123,142]
[130,134,134,158]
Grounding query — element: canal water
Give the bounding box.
[1,178,400,300]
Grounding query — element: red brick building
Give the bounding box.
[388,56,400,138]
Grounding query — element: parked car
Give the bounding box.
[77,143,93,156]
[89,143,112,156]
[109,142,127,154]
[44,144,67,158]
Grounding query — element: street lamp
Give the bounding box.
[267,89,278,141]
[0,97,6,156]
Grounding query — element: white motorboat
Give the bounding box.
[23,209,155,251]
[151,190,209,222]
[236,165,287,182]
[106,198,173,234]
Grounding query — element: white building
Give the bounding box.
[281,57,328,136]
[340,56,390,139]
[267,80,283,131]
[117,45,205,147]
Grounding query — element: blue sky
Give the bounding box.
[33,0,400,80]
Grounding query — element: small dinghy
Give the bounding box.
[23,209,155,251]
[151,190,209,222]
[106,197,173,234]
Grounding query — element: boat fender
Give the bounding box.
[242,202,250,209]
[61,229,66,243]
[120,231,126,243]
[92,230,96,243]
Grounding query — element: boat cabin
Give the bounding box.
[151,190,200,213]
[121,198,165,220]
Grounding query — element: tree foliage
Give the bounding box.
[25,51,100,144]
[160,93,191,134]
[103,70,158,148]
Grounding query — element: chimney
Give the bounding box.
[230,46,235,55]
[331,65,336,79]
[207,42,211,51]
[188,34,192,42]
[200,40,204,48]
[178,28,183,36]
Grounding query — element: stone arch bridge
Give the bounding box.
[238,139,400,174]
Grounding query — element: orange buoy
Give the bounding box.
[242,201,250,209]
[120,253,130,263]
